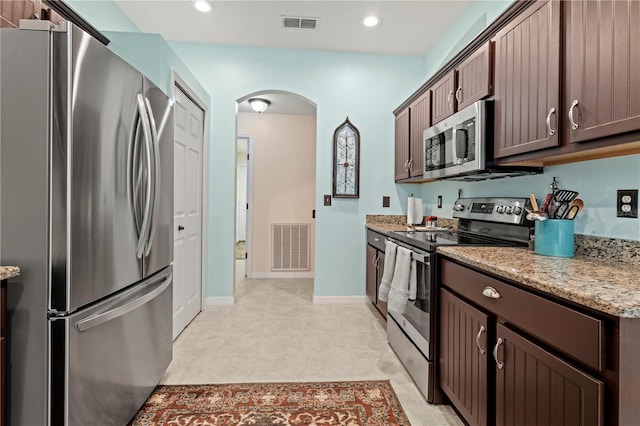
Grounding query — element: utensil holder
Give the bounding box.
[534,220,575,257]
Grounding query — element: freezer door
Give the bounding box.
[142,77,174,277]
[50,266,173,425]
[51,25,146,312]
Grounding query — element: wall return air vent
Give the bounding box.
[282,16,319,30]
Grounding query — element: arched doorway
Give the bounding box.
[234,91,317,297]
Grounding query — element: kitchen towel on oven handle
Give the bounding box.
[378,240,397,302]
[387,246,416,314]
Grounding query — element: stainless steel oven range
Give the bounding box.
[385,197,532,404]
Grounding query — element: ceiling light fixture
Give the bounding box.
[193,0,213,13]
[362,16,381,27]
[248,98,271,114]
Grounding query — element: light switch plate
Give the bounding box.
[324,194,332,206]
[382,196,390,208]
[617,189,638,218]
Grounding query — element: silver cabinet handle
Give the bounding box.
[408,159,414,171]
[476,325,486,355]
[455,87,462,103]
[546,107,556,136]
[482,286,501,299]
[569,100,580,130]
[375,256,380,269]
[493,337,504,369]
[447,90,454,106]
[404,160,409,171]
[373,237,381,242]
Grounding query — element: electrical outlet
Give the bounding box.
[324,194,332,206]
[617,189,638,218]
[437,195,443,208]
[382,196,390,208]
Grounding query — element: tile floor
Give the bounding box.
[161,261,462,426]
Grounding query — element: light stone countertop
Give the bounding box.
[437,246,640,318]
[0,266,20,281]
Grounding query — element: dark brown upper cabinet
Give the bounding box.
[493,0,562,159]
[394,107,410,181]
[455,41,494,111]
[395,90,431,181]
[0,0,41,27]
[431,70,457,124]
[408,90,430,178]
[564,0,640,144]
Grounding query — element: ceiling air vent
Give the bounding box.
[282,16,318,30]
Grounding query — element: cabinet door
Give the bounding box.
[493,0,561,158]
[440,288,489,426]
[565,0,640,143]
[394,108,410,181]
[431,70,456,124]
[456,42,493,110]
[0,0,41,28]
[366,245,377,304]
[409,91,430,178]
[495,323,604,426]
[375,251,387,318]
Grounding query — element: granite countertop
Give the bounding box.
[367,223,408,234]
[0,266,20,281]
[437,246,640,318]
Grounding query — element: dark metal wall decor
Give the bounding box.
[332,117,360,198]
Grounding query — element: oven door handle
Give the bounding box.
[411,252,430,263]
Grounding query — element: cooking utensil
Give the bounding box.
[540,193,553,214]
[525,205,548,221]
[554,202,570,219]
[553,189,579,203]
[565,198,584,220]
[529,194,539,212]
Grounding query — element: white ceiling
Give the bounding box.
[113,0,474,114]
[113,0,472,56]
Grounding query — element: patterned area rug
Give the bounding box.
[129,380,410,425]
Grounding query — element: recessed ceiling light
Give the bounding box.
[362,16,381,27]
[193,0,213,13]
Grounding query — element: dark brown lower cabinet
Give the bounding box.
[365,230,387,319]
[439,288,488,426]
[439,260,606,426]
[495,323,604,426]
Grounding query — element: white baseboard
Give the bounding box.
[248,272,314,279]
[205,296,235,306]
[312,296,369,305]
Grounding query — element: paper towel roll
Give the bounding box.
[407,197,423,225]
[407,196,415,225]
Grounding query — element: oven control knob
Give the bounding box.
[454,203,465,212]
[504,206,513,214]
[512,206,523,215]
[496,206,504,213]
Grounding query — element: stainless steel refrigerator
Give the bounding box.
[1,21,174,425]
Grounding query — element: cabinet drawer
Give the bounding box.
[366,230,386,252]
[440,259,604,371]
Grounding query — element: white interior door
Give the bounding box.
[236,164,247,241]
[173,85,204,339]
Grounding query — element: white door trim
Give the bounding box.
[236,135,254,277]
[171,70,209,312]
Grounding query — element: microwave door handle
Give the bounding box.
[455,128,468,164]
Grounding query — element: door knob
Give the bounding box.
[178,225,185,231]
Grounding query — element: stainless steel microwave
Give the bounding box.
[423,100,541,181]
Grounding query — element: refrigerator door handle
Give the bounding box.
[75,270,173,332]
[143,96,161,257]
[135,93,154,259]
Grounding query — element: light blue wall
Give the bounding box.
[169,42,424,297]
[423,0,513,78]
[416,155,640,241]
[66,0,139,32]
